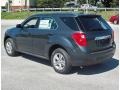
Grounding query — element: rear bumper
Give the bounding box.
[70,45,116,66]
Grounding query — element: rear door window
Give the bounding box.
[39,17,57,30]
[60,17,79,31]
[77,16,111,31]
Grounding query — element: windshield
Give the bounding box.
[77,16,112,31]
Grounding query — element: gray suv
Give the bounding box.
[4,13,116,74]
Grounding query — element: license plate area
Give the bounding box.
[95,35,112,47]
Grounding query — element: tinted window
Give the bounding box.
[77,16,111,31]
[39,17,57,30]
[23,18,38,28]
[61,17,79,30]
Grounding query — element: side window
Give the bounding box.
[23,18,38,28]
[60,17,79,31]
[39,17,57,30]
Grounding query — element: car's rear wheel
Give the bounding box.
[5,38,18,56]
[51,48,72,74]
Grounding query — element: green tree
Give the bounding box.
[78,0,97,5]
[36,0,119,8]
[36,0,66,8]
[78,0,86,5]
[110,0,119,8]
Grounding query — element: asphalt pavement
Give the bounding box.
[1,20,119,90]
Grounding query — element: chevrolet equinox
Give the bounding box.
[4,13,116,74]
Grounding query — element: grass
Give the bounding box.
[97,11,118,20]
[1,10,118,20]
[1,11,41,19]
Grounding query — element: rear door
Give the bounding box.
[76,15,113,52]
[30,17,58,56]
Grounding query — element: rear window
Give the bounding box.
[77,16,111,31]
[60,17,79,31]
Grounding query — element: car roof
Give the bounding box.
[32,12,100,17]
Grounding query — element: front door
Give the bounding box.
[16,17,39,53]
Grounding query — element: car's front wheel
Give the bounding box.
[51,48,72,74]
[5,38,18,56]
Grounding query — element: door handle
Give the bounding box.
[23,32,30,35]
[21,31,30,36]
[47,33,53,36]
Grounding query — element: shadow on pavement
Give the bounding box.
[21,54,51,66]
[72,58,119,75]
[21,54,119,75]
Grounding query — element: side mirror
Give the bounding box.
[16,24,22,28]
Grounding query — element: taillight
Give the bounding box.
[72,32,87,46]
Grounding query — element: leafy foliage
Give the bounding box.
[36,0,66,8]
[36,0,118,8]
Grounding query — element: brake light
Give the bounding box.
[72,32,87,46]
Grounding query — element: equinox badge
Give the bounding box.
[95,35,111,40]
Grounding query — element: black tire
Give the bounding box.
[51,48,72,74]
[5,38,18,56]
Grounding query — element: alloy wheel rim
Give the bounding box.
[6,41,13,54]
[53,53,66,70]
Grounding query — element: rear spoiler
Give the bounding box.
[78,14,101,18]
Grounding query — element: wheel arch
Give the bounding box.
[48,44,68,60]
[4,36,11,46]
